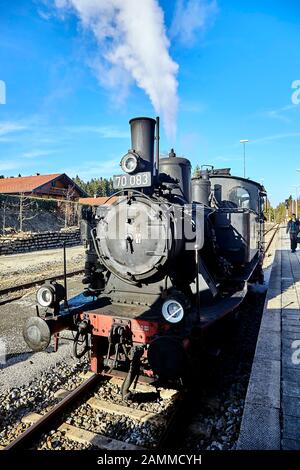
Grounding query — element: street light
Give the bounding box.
[295,169,300,218]
[240,139,249,178]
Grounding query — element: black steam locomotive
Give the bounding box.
[23,117,266,395]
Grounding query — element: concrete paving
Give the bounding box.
[238,227,300,450]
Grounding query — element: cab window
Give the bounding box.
[228,186,250,208]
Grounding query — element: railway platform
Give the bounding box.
[238,227,300,450]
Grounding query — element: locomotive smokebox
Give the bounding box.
[129,117,156,173]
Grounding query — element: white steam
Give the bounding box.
[55,0,179,139]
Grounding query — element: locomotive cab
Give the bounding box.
[210,172,265,269]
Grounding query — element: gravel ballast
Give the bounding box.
[0,358,89,447]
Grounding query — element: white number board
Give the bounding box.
[113,172,152,189]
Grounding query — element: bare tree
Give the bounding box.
[19,193,24,232]
[1,196,8,235]
[64,185,77,229]
[18,193,38,232]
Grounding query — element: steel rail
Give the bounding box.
[263,223,279,236]
[3,370,182,451]
[264,223,280,255]
[0,269,84,306]
[4,373,100,450]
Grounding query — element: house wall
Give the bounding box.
[34,179,82,199]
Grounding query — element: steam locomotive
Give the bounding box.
[23,117,266,395]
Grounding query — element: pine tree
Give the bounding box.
[193,165,201,178]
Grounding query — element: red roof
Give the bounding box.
[0,174,62,194]
[79,196,118,205]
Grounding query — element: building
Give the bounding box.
[78,196,117,205]
[0,173,86,200]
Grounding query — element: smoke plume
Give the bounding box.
[55,0,179,139]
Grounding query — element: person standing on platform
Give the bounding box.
[286,213,300,252]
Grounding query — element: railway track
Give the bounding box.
[2,372,181,451]
[264,223,280,255]
[0,269,84,306]
[263,223,278,236]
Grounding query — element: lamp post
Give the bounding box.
[240,139,249,178]
[294,168,300,217]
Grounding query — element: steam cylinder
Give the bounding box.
[192,177,211,205]
[159,152,191,202]
[129,117,156,172]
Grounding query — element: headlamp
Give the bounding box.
[36,281,65,309]
[120,151,140,174]
[162,299,184,324]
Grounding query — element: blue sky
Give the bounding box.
[1,0,300,205]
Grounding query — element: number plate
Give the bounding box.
[113,172,152,189]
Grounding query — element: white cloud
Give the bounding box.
[252,132,300,144]
[0,161,23,171]
[0,136,19,143]
[22,149,58,159]
[37,9,53,20]
[64,125,129,138]
[0,159,37,172]
[0,121,28,136]
[0,116,130,144]
[63,157,120,179]
[263,104,299,123]
[214,156,242,162]
[171,0,218,46]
